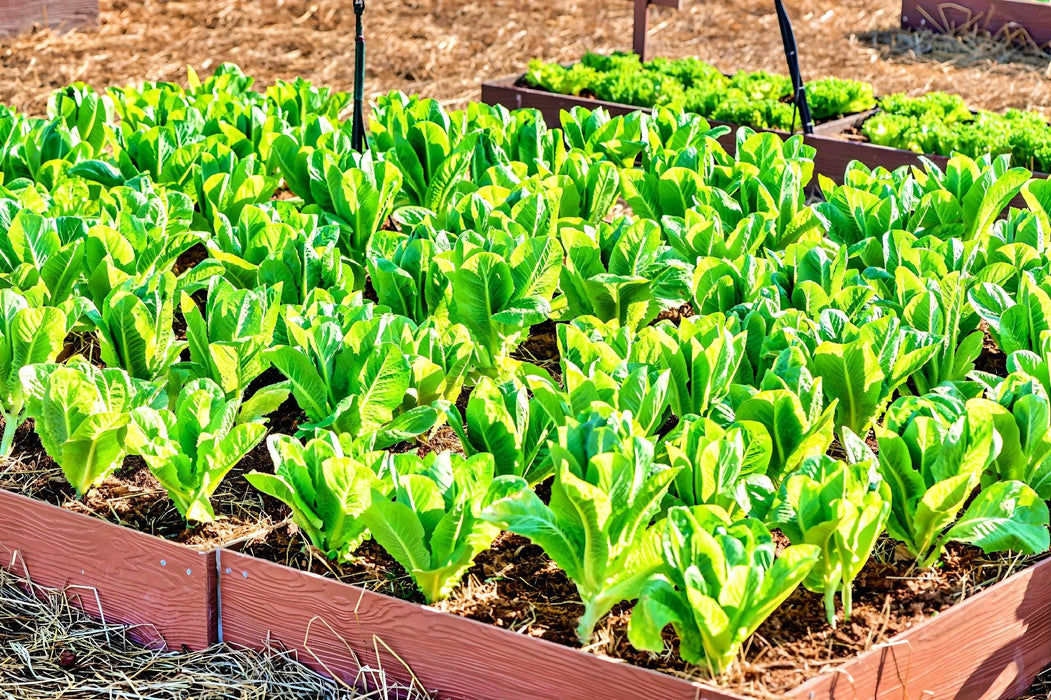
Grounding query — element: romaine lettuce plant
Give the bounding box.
[654,314,747,420]
[558,218,690,330]
[628,505,819,674]
[20,357,165,496]
[131,378,267,523]
[266,312,443,446]
[768,454,890,625]
[735,388,837,484]
[179,279,281,400]
[88,271,185,382]
[661,416,773,518]
[446,376,554,486]
[362,451,526,603]
[877,399,1049,567]
[247,433,389,560]
[484,412,677,642]
[442,234,561,374]
[0,291,69,455]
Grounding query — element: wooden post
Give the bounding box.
[632,0,684,60]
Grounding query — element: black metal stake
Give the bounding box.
[775,0,814,135]
[352,0,367,152]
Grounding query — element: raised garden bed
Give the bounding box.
[3,65,1051,700]
[481,73,1051,184]
[481,73,920,183]
[902,0,1051,51]
[216,541,1051,700]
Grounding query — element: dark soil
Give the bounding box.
[511,318,561,381]
[975,324,1009,378]
[0,413,289,550]
[173,242,209,277]
[652,303,694,326]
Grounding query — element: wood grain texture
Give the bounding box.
[218,549,744,700]
[788,555,1051,700]
[0,489,217,650]
[221,548,1051,700]
[0,0,98,36]
[902,0,1051,50]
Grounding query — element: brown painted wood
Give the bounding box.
[0,0,98,36]
[903,0,1051,51]
[0,489,217,650]
[632,0,683,59]
[787,555,1051,700]
[219,545,1051,700]
[218,549,743,700]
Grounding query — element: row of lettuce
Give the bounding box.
[524,52,1051,172]
[3,65,1051,675]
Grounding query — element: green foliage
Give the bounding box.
[0,290,68,455]
[247,434,388,560]
[526,53,874,130]
[20,357,164,496]
[132,379,267,523]
[627,506,818,674]
[266,309,444,446]
[484,413,677,642]
[558,218,690,330]
[363,451,526,603]
[88,271,185,382]
[877,397,1050,567]
[661,416,774,518]
[768,454,890,625]
[446,376,555,486]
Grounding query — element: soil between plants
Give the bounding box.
[0,321,1038,697]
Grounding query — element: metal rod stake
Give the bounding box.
[352,0,367,152]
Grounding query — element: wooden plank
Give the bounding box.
[902,0,1051,51]
[787,555,1051,699]
[633,0,650,58]
[221,546,1051,700]
[0,489,217,650]
[480,73,860,136]
[0,0,98,36]
[632,0,683,59]
[218,549,744,700]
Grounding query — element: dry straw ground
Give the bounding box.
[1,0,1051,117]
[0,566,431,699]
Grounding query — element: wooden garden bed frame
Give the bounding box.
[479,73,925,184]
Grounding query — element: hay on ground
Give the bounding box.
[0,566,431,700]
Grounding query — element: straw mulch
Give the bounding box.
[1,0,1051,117]
[0,567,430,699]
